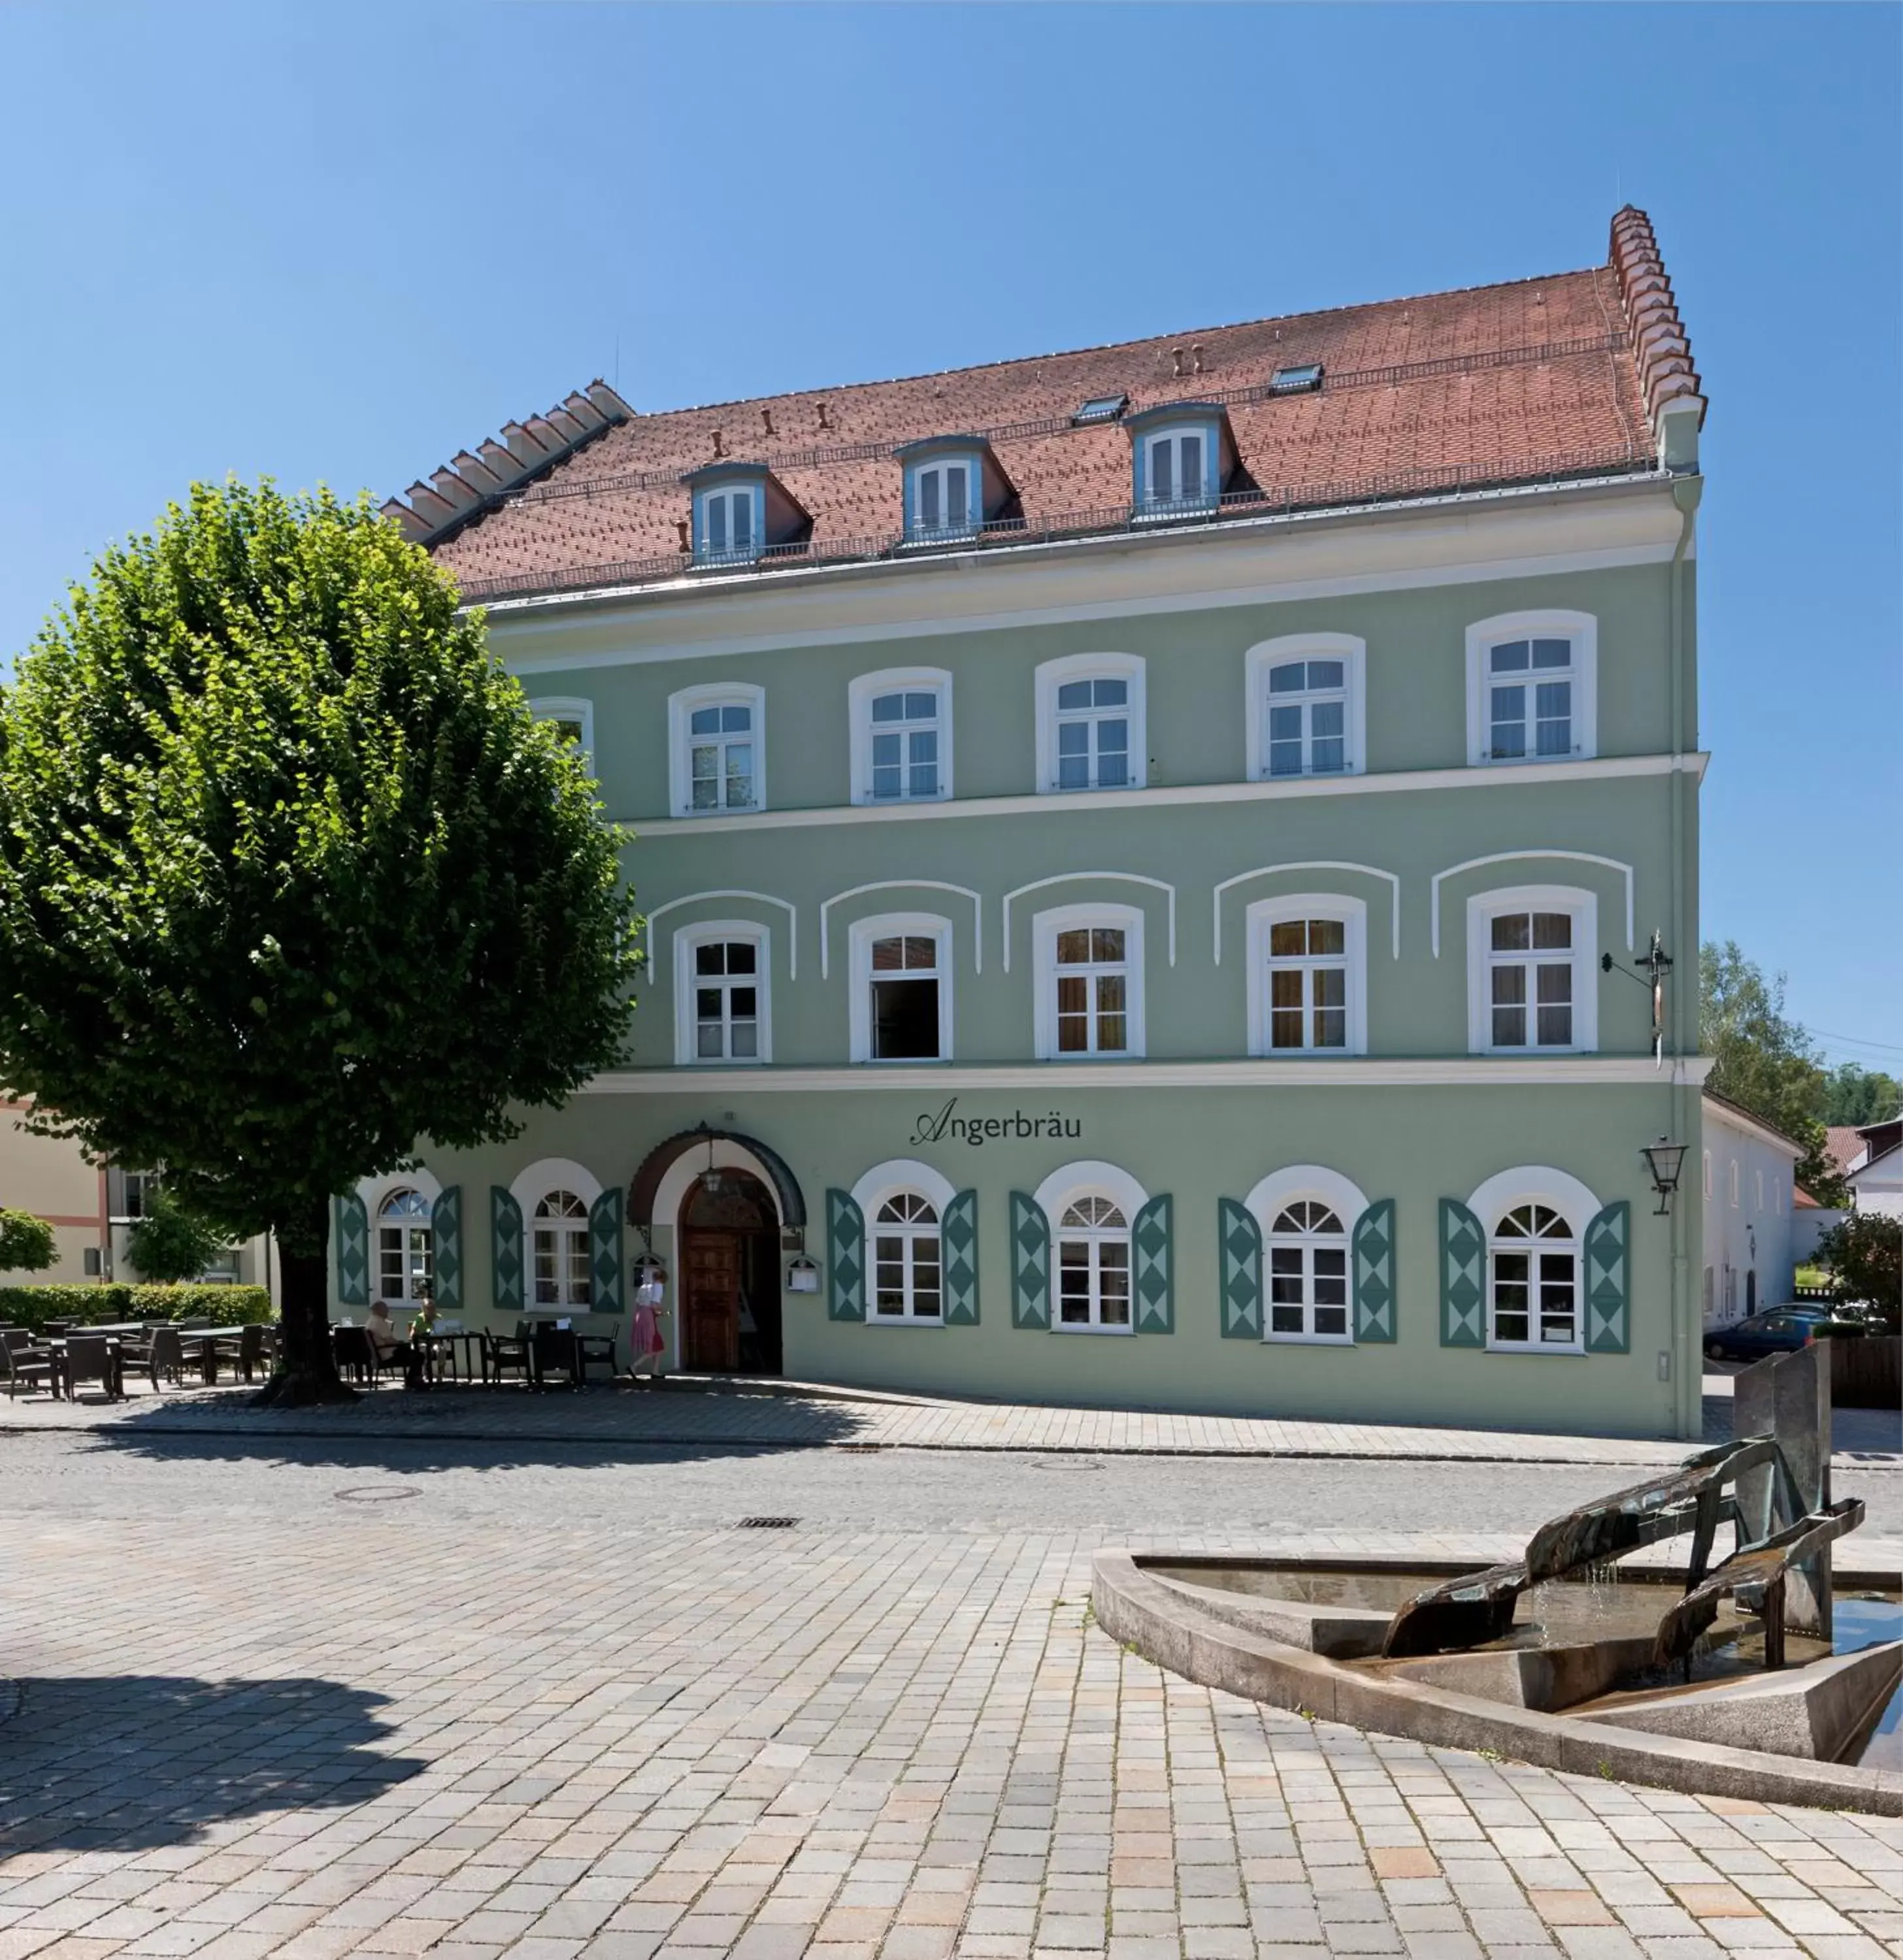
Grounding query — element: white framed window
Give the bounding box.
[1754,1168,1764,1214]
[848,913,953,1064]
[1246,896,1367,1057]
[1775,1180,1785,1217]
[1267,1201,1351,1343]
[668,683,765,817]
[1138,426,1215,512]
[848,668,952,805]
[1243,1166,1369,1345]
[851,1160,958,1328]
[527,696,595,774]
[1032,904,1145,1060]
[376,1187,433,1307]
[1729,1160,1740,1209]
[672,922,770,1066]
[1034,653,1147,794]
[1466,1167,1599,1356]
[908,457,979,540]
[696,483,759,564]
[1034,1162,1148,1336]
[532,1190,592,1309]
[1702,1150,1713,1200]
[1245,636,1366,780]
[1465,886,1598,1054]
[1464,611,1597,766]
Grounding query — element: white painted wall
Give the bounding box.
[1849,1149,1903,1219]
[1791,1205,1850,1264]
[1700,1096,1800,1327]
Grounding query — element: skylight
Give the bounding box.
[1269,365,1324,395]
[1072,394,1129,425]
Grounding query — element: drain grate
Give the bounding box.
[736,1515,800,1529]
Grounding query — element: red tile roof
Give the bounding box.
[392,208,1696,604]
[1826,1127,1868,1179]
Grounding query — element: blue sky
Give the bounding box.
[1,3,1896,1068]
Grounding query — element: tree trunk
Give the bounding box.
[254,1198,356,1407]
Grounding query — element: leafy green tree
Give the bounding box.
[1813,1213,1902,1331]
[124,1186,230,1284]
[1823,1063,1903,1128]
[0,480,639,1404]
[1699,941,1843,1203]
[0,1208,56,1275]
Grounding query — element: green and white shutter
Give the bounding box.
[942,1189,979,1326]
[491,1186,525,1315]
[431,1185,463,1311]
[335,1192,370,1308]
[825,1189,865,1322]
[1583,1200,1630,1353]
[1133,1194,1174,1334]
[1217,1198,1263,1339]
[589,1186,624,1313]
[1438,1198,1486,1348]
[1351,1198,1396,1343]
[1009,1192,1050,1329]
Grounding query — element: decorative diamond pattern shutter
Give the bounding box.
[1009,1192,1050,1329]
[334,1193,369,1308]
[1438,1198,1486,1347]
[491,1186,525,1316]
[942,1190,980,1326]
[825,1190,865,1322]
[431,1186,463,1312]
[1352,1198,1397,1343]
[1217,1198,1263,1339]
[1133,1194,1174,1334]
[589,1187,624,1313]
[1583,1200,1630,1352]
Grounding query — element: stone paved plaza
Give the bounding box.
[1,1426,1898,1960]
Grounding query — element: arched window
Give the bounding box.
[1057,1196,1131,1330]
[377,1188,433,1306]
[1488,1201,1580,1352]
[533,1190,592,1308]
[872,1192,942,1321]
[1267,1201,1350,1342]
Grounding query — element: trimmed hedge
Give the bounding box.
[0,1283,273,1336]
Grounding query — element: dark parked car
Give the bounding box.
[1704,1305,1867,1364]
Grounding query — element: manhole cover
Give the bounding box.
[736,1515,800,1529]
[335,1486,420,1503]
[1033,1458,1106,1472]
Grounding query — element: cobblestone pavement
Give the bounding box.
[3,1375,1896,1471]
[1,1438,1900,1960]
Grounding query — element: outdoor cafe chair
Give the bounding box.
[1,1332,54,1400]
[144,1325,187,1392]
[484,1322,535,1387]
[61,1332,124,1403]
[531,1319,581,1390]
[331,1325,374,1386]
[574,1328,618,1384]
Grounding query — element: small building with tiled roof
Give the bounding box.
[346,210,1726,1440]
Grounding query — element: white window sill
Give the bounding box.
[1484,1342,1586,1357]
[674,806,762,821]
[854,1056,952,1068]
[1051,1321,1135,1336]
[1264,1332,1355,1347]
[865,1316,945,1330]
[1478,753,1589,767]
[1476,1045,1596,1059]
[857,792,953,808]
[680,1058,765,1070]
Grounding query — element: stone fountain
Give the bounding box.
[1093,1343,1902,1810]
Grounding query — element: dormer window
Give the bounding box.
[701,485,755,563]
[1125,404,1234,518]
[894,437,1014,546]
[680,463,811,569]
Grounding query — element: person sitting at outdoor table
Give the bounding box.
[363,1299,426,1389]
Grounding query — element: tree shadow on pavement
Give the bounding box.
[0,1674,426,1852]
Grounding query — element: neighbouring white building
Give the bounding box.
[1699,1092,1801,1328]
[1844,1117,1903,1220]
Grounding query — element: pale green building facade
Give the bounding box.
[347,207,1713,1437]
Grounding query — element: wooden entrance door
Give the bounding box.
[682,1228,741,1371]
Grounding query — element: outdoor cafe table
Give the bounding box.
[420,1329,485,1382]
[42,1334,125,1400]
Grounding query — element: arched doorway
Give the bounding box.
[680,1169,783,1373]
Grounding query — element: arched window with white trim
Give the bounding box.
[872,1192,942,1322]
[377,1188,433,1306]
[1246,896,1367,1056]
[1034,654,1147,794]
[668,683,766,817]
[1488,1201,1581,1353]
[1267,1201,1351,1341]
[1245,636,1366,781]
[1466,886,1598,1054]
[533,1190,593,1308]
[1057,1196,1132,1330]
[1464,611,1597,766]
[1032,904,1146,1060]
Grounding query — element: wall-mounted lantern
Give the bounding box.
[786,1256,820,1295]
[1640,1137,1689,1217]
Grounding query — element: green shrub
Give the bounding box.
[0,1282,273,1335]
